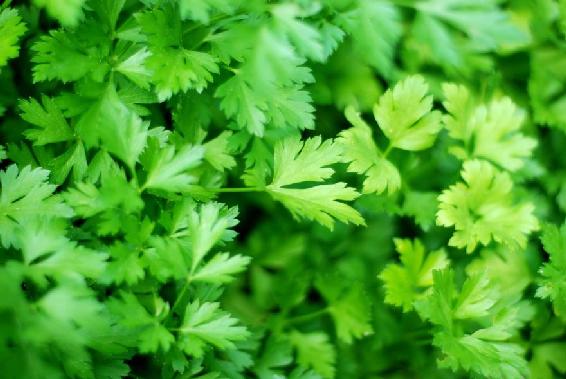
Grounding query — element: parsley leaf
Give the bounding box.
[437,160,538,253]
[374,75,442,151]
[537,223,566,321]
[178,300,249,357]
[109,292,174,353]
[289,331,336,379]
[0,8,26,69]
[141,139,205,193]
[442,83,537,171]
[338,106,401,194]
[19,95,74,145]
[415,269,530,379]
[337,0,402,77]
[266,136,364,229]
[33,0,86,27]
[0,165,73,247]
[380,239,449,312]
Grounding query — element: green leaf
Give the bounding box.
[0,8,27,69]
[409,0,527,73]
[191,252,251,284]
[289,331,335,379]
[0,165,73,247]
[373,75,442,151]
[115,47,153,89]
[104,242,146,285]
[149,49,219,101]
[270,136,342,188]
[31,30,100,83]
[204,131,236,171]
[46,141,88,184]
[19,96,74,145]
[416,0,526,51]
[97,92,148,169]
[253,337,293,379]
[187,202,238,271]
[415,269,530,379]
[266,86,315,131]
[143,237,187,281]
[216,74,267,136]
[327,287,373,344]
[338,106,401,194]
[434,331,528,379]
[14,217,107,283]
[178,0,237,23]
[137,7,219,101]
[33,0,86,27]
[537,223,566,321]
[108,292,174,353]
[531,342,566,379]
[529,47,566,130]
[64,171,143,218]
[272,4,324,62]
[402,191,438,231]
[437,160,538,253]
[315,275,373,344]
[179,301,249,357]
[141,140,204,193]
[337,0,402,77]
[442,83,537,171]
[266,136,364,229]
[268,183,363,230]
[380,239,449,312]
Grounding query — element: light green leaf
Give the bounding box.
[179,301,249,357]
[142,141,204,193]
[33,0,86,27]
[216,75,267,136]
[191,252,251,284]
[374,75,442,151]
[31,30,101,83]
[46,141,88,184]
[289,331,335,379]
[437,160,538,253]
[327,287,373,344]
[338,106,401,194]
[149,49,219,101]
[536,223,566,321]
[115,47,153,89]
[337,0,401,77]
[204,131,236,171]
[380,239,449,311]
[268,184,364,231]
[442,83,537,171]
[271,136,342,188]
[272,4,324,62]
[187,202,238,272]
[267,136,364,229]
[0,8,27,68]
[20,96,74,146]
[0,165,73,247]
[178,0,237,23]
[97,92,148,169]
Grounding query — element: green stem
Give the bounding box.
[210,187,263,193]
[169,281,190,321]
[285,308,329,325]
[383,143,394,158]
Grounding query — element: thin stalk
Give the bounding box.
[285,308,329,325]
[209,187,263,193]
